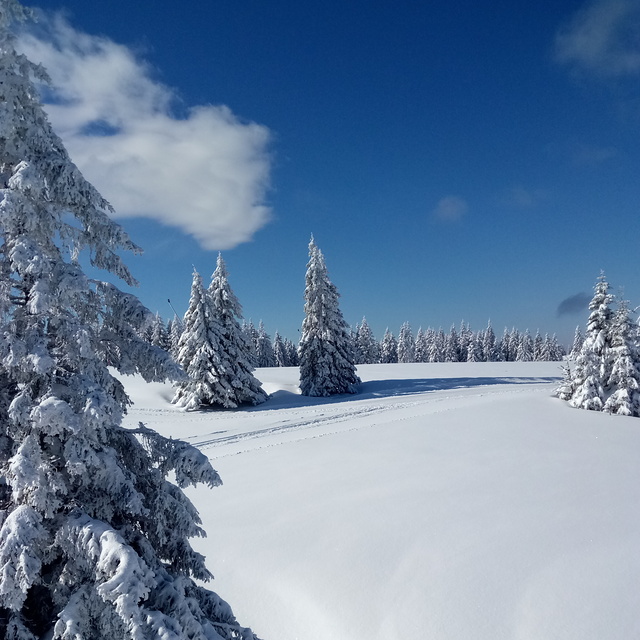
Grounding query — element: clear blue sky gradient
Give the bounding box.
[26,0,640,346]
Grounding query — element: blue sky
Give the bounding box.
[17,0,640,345]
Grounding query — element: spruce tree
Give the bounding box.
[169,313,184,360]
[173,257,267,410]
[0,5,258,638]
[283,338,299,367]
[380,329,399,364]
[569,325,584,359]
[516,330,534,362]
[444,324,459,362]
[356,317,378,365]
[255,321,276,368]
[557,273,614,411]
[482,321,497,362]
[414,327,428,363]
[273,331,287,367]
[397,322,415,363]
[299,237,360,396]
[602,299,640,416]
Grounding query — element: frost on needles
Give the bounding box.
[172,256,267,411]
[299,237,360,396]
[556,273,640,417]
[0,2,260,638]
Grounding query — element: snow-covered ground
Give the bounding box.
[120,362,640,640]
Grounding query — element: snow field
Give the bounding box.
[121,362,640,640]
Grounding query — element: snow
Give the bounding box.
[119,362,640,640]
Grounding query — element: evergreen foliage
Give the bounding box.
[298,238,360,396]
[380,329,398,364]
[255,321,275,368]
[173,257,267,410]
[273,331,288,367]
[556,273,640,417]
[356,318,378,365]
[397,322,415,364]
[0,5,258,638]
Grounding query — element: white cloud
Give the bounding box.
[555,0,640,77]
[16,14,272,250]
[432,195,468,222]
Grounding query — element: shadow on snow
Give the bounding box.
[245,376,561,412]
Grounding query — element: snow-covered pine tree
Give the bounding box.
[356,317,378,365]
[273,331,288,367]
[516,330,534,362]
[240,320,259,367]
[414,327,428,363]
[569,325,584,359]
[444,324,459,362]
[150,312,169,350]
[0,5,258,638]
[466,331,481,362]
[169,313,184,360]
[299,237,360,396]
[499,327,511,362]
[283,338,299,367]
[255,321,276,368]
[428,329,445,363]
[173,257,267,410]
[482,321,497,362]
[508,328,521,362]
[380,329,398,364]
[397,322,415,364]
[602,299,640,416]
[556,273,614,411]
[458,321,471,362]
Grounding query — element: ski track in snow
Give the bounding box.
[126,377,558,459]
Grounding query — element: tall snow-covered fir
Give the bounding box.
[0,4,260,638]
[556,273,640,417]
[172,256,267,410]
[298,237,360,396]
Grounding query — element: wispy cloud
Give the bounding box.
[555,0,640,78]
[557,292,591,316]
[432,195,468,222]
[16,13,273,250]
[570,142,618,165]
[501,186,546,209]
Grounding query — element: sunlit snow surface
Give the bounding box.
[120,362,640,640]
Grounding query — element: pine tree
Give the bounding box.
[255,321,276,368]
[414,327,428,363]
[0,5,258,638]
[397,322,415,363]
[240,320,259,367]
[299,237,360,396]
[169,313,184,360]
[516,330,534,362]
[602,299,640,416]
[283,338,299,367]
[428,329,445,363]
[356,317,378,364]
[150,312,169,350]
[557,273,614,411]
[380,329,399,364]
[444,324,459,362]
[482,321,497,362]
[173,258,267,410]
[498,327,511,362]
[273,331,288,367]
[508,328,521,362]
[458,321,471,362]
[569,325,584,359]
